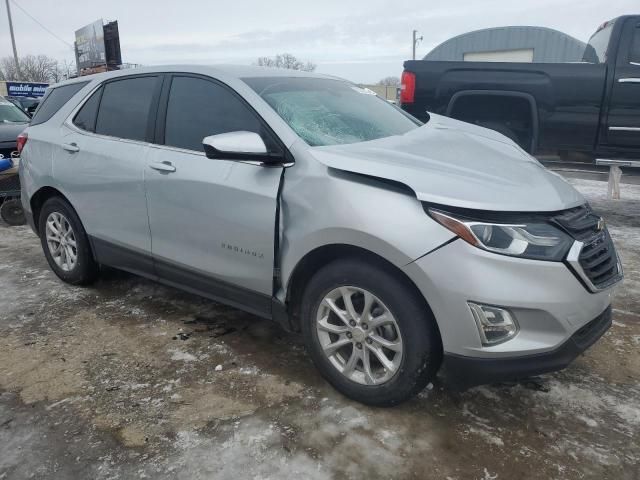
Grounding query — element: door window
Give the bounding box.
[95,76,158,141]
[163,76,264,152]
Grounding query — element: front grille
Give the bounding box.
[553,205,621,290]
[578,231,620,288]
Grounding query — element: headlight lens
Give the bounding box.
[429,209,573,261]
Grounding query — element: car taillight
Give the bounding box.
[16,131,28,154]
[400,71,416,104]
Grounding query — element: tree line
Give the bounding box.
[0,55,76,83]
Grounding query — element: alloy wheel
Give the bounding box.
[315,286,404,385]
[45,211,78,272]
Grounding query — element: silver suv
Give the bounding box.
[19,66,623,406]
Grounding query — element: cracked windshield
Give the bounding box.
[245,77,421,146]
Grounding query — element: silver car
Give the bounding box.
[19,66,622,406]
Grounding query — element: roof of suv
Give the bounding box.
[53,64,340,89]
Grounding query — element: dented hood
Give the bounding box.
[308,114,585,212]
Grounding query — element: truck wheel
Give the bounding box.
[300,258,441,406]
[0,199,26,226]
[38,197,99,285]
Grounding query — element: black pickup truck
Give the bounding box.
[400,15,640,160]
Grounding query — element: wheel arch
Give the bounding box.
[30,186,73,236]
[445,89,539,153]
[284,243,442,344]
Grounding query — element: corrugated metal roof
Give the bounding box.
[424,26,587,62]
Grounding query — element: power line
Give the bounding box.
[9,0,74,50]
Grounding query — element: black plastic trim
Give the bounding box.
[90,236,273,320]
[271,298,293,332]
[91,236,155,278]
[422,201,584,224]
[154,257,272,319]
[439,306,612,390]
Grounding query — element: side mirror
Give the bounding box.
[202,131,283,165]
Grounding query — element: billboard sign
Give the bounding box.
[75,19,106,71]
[6,82,49,98]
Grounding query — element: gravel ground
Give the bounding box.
[0,178,638,480]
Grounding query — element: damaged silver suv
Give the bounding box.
[20,66,623,406]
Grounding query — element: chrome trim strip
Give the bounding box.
[608,126,640,132]
[566,240,623,293]
[631,62,640,66]
[618,78,640,83]
[595,158,640,167]
[148,143,206,157]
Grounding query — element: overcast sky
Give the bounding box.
[1,0,637,83]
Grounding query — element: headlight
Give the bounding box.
[428,209,573,261]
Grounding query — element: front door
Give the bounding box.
[606,19,640,149]
[144,74,284,315]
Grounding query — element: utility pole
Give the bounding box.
[4,0,21,79]
[412,29,423,60]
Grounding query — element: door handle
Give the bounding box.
[618,78,640,83]
[149,161,176,173]
[62,142,79,153]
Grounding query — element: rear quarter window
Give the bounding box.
[30,82,89,126]
[73,87,103,132]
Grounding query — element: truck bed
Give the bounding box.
[402,60,608,152]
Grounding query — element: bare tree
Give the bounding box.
[376,76,400,86]
[0,57,19,81]
[255,53,316,72]
[0,55,73,83]
[51,60,77,82]
[22,55,58,82]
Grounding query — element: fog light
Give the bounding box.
[468,302,519,346]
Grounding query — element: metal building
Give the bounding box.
[424,26,586,63]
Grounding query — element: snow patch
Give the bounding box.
[169,350,198,362]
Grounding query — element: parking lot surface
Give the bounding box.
[1,178,638,480]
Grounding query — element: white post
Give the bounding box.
[606,165,622,200]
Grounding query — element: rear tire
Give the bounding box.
[301,258,441,406]
[38,197,98,285]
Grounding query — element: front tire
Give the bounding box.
[301,258,441,406]
[38,197,98,285]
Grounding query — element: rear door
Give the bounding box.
[144,74,284,315]
[606,19,640,148]
[58,75,162,272]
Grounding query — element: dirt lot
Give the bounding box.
[0,178,638,480]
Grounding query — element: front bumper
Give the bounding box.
[439,306,612,389]
[404,238,616,357]
[402,235,620,388]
